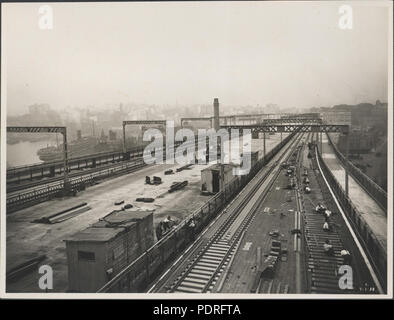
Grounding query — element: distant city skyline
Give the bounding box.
[3,2,390,115]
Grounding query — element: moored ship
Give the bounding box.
[37,131,122,162]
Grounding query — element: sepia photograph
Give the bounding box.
[0,0,392,300]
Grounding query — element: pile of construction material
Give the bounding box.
[32,203,91,224]
[145,176,162,185]
[176,164,193,172]
[136,197,155,203]
[168,181,188,193]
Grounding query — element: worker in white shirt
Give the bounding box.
[315,203,326,214]
[341,249,352,265]
[323,221,330,232]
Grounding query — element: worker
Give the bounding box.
[188,219,196,240]
[341,249,352,265]
[304,186,311,194]
[155,222,163,241]
[323,221,330,232]
[163,216,171,231]
[315,203,326,214]
[324,210,332,219]
[323,240,334,256]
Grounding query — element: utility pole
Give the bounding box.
[320,131,323,153]
[122,122,126,153]
[345,132,350,197]
[62,128,70,192]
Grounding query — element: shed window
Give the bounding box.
[78,250,95,261]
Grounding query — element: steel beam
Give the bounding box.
[7,126,66,134]
[262,118,322,124]
[181,117,212,127]
[123,120,166,125]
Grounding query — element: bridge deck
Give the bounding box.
[322,134,387,249]
[6,133,287,292]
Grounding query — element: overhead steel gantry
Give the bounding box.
[221,123,351,196]
[221,123,348,133]
[7,126,70,191]
[180,117,212,127]
[122,120,166,153]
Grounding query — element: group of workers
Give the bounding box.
[323,240,352,264]
[155,216,196,241]
[303,170,311,193]
[317,203,352,265]
[315,203,333,232]
[155,216,176,240]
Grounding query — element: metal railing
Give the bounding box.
[6,160,147,213]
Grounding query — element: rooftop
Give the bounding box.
[202,163,239,173]
[65,209,153,243]
[64,226,124,243]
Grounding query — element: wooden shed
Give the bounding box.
[201,163,237,194]
[65,209,153,292]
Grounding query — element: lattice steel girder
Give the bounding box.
[7,126,66,134]
[220,124,349,133]
[262,118,322,124]
[181,117,212,125]
[123,120,166,125]
[280,113,320,119]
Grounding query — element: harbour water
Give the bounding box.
[6,141,49,167]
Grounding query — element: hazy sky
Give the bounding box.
[2,1,391,115]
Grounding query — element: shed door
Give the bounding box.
[212,171,220,193]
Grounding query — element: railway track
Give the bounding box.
[7,158,145,193]
[6,160,147,213]
[163,132,306,293]
[295,133,347,293]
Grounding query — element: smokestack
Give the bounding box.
[213,98,220,131]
